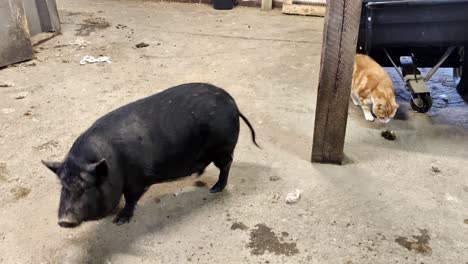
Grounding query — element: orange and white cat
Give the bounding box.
[351,54,399,123]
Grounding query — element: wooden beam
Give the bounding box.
[311,0,362,164]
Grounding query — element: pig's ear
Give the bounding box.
[86,159,108,182]
[42,160,61,174]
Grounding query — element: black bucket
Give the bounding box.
[213,0,233,10]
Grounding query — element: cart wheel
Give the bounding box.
[455,46,468,101]
[410,93,432,113]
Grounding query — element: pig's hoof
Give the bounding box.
[209,184,225,193]
[113,213,133,225]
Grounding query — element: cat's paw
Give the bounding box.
[364,114,375,122]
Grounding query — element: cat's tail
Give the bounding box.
[239,112,261,149]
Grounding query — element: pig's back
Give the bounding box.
[73,83,240,182]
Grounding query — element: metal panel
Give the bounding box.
[44,0,60,33]
[22,0,61,36]
[0,0,34,68]
[23,0,42,35]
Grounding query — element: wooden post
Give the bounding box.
[261,0,273,11]
[311,0,362,164]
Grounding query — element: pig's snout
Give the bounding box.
[58,216,80,228]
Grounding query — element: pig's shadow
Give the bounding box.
[76,162,268,263]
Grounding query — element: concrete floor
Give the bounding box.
[1,0,468,263]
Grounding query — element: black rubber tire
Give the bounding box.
[456,46,468,101]
[410,93,433,113]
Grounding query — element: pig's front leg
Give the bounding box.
[113,186,148,225]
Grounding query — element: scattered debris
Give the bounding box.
[23,110,32,117]
[14,92,28,100]
[0,82,14,88]
[381,130,396,141]
[439,94,449,102]
[444,193,459,203]
[1,108,15,114]
[285,189,302,204]
[10,187,31,200]
[194,180,207,187]
[395,229,432,255]
[174,188,183,197]
[53,44,68,49]
[431,166,441,173]
[269,176,281,181]
[76,17,111,36]
[80,55,112,65]
[271,192,281,204]
[69,38,90,48]
[231,222,248,231]
[247,224,299,256]
[34,140,59,151]
[8,61,37,69]
[135,42,150,48]
[21,62,37,67]
[116,24,127,29]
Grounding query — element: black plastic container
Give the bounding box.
[213,0,233,10]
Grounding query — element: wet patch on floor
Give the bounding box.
[10,186,31,200]
[269,176,281,181]
[431,166,441,173]
[194,180,207,187]
[247,224,299,256]
[76,17,111,36]
[34,140,59,151]
[231,222,248,231]
[395,229,432,255]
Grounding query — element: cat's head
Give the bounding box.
[372,97,399,123]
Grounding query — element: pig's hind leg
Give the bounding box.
[113,186,148,225]
[209,152,233,193]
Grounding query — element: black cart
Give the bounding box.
[357,0,468,112]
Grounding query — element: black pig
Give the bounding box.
[42,83,259,228]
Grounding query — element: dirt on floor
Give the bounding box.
[0,0,467,263]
